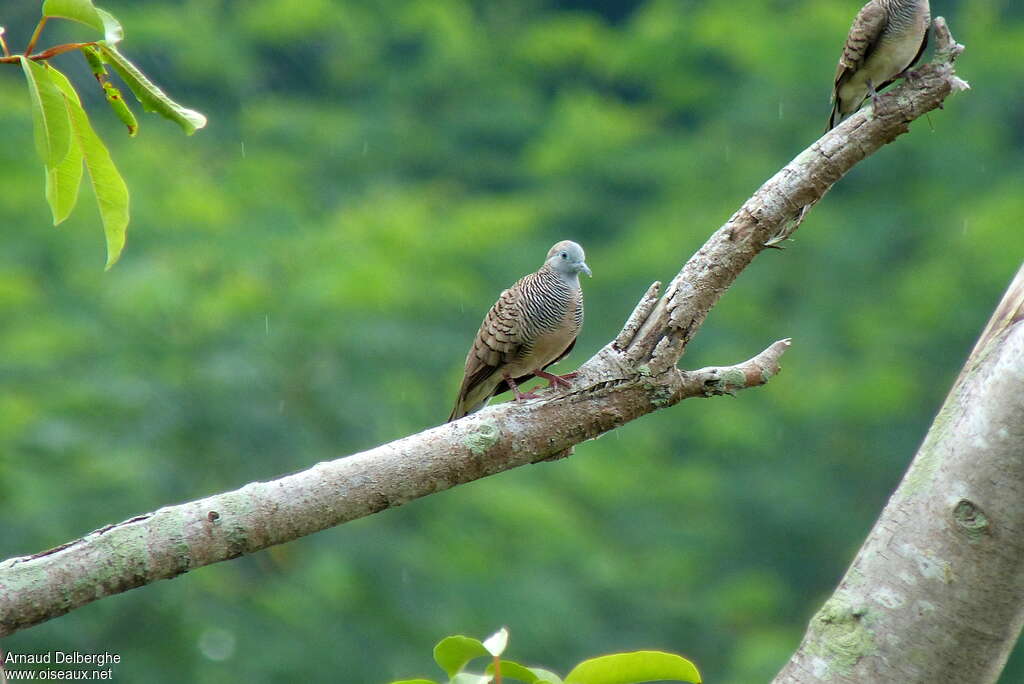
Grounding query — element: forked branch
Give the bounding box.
[0,19,968,638]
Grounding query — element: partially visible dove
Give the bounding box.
[448,240,591,422]
[828,0,931,130]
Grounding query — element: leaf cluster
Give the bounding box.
[393,628,701,684]
[5,0,205,267]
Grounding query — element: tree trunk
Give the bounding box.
[774,263,1024,683]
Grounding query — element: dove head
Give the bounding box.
[545,240,592,279]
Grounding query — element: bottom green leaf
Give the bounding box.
[451,675,489,684]
[486,659,541,683]
[564,651,702,684]
[482,659,564,684]
[527,668,564,684]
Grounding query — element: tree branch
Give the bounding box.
[0,19,968,638]
[773,261,1024,684]
[0,338,789,637]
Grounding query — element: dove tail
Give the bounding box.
[827,99,842,132]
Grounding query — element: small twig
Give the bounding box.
[24,17,48,58]
[678,339,792,400]
[31,41,97,60]
[0,41,97,64]
[932,17,964,61]
[614,281,661,351]
[0,28,10,58]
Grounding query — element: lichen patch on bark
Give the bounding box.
[805,594,877,677]
[463,419,500,455]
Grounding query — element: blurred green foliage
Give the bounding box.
[1,0,1022,682]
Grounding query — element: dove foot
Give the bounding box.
[896,66,923,83]
[534,370,578,389]
[504,374,539,402]
[866,79,883,111]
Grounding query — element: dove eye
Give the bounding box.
[560,252,568,259]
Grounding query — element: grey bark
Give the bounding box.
[0,20,968,643]
[774,262,1024,684]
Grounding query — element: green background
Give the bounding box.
[2,1,1022,681]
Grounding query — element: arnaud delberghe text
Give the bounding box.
[5,652,121,667]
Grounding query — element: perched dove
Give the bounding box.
[828,0,931,130]
[448,240,591,422]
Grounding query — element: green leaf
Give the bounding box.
[45,108,84,225]
[387,680,439,684]
[564,651,702,684]
[96,8,124,42]
[41,0,122,42]
[484,659,557,683]
[451,675,489,684]
[433,636,490,678]
[19,57,72,169]
[527,669,564,684]
[41,67,85,225]
[42,0,103,33]
[48,64,129,268]
[96,42,206,135]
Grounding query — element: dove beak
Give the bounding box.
[580,262,592,278]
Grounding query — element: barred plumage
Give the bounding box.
[828,0,931,130]
[448,240,591,422]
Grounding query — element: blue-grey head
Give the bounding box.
[545,240,592,278]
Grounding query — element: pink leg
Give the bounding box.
[867,79,882,109]
[896,66,922,83]
[534,370,578,389]
[504,374,539,402]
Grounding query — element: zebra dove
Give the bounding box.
[448,240,591,422]
[828,0,931,130]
